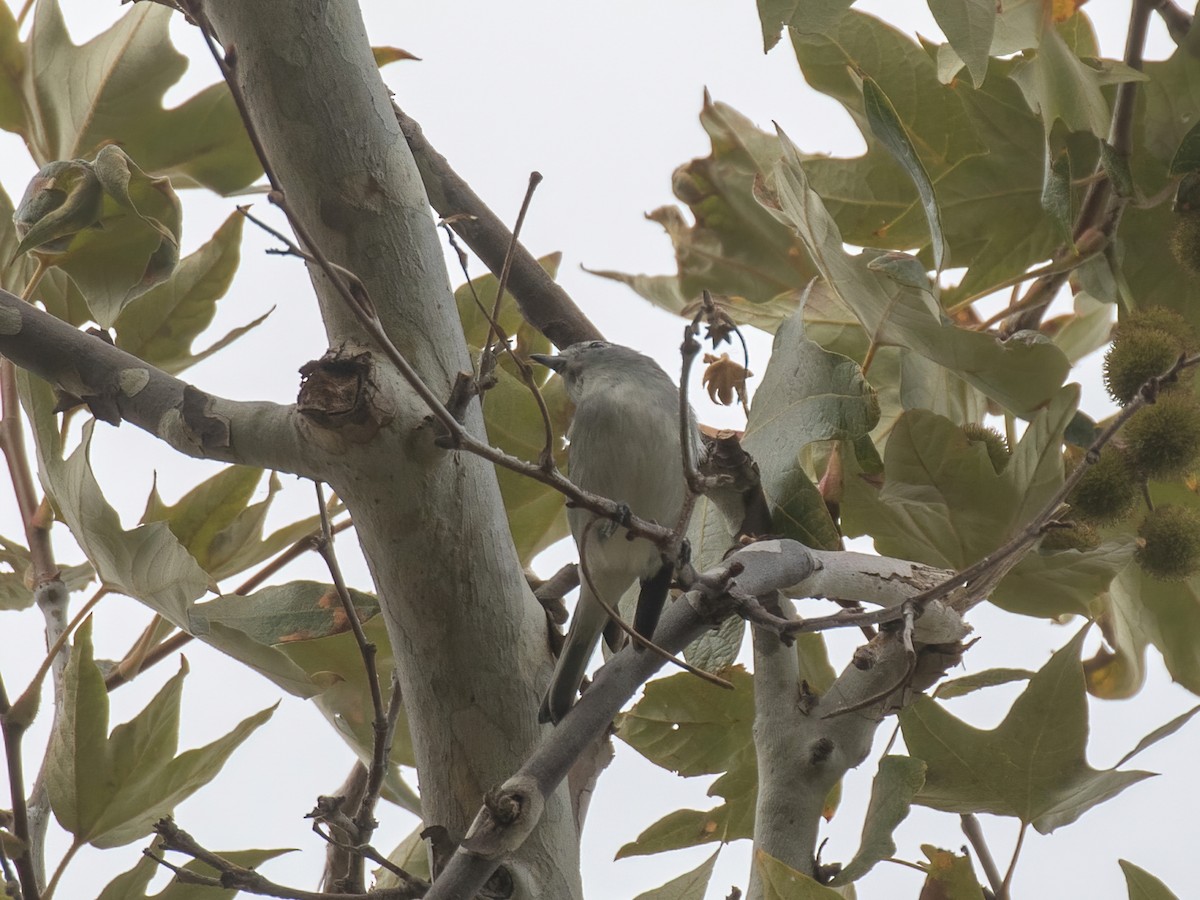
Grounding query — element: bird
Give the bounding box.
[530,341,699,724]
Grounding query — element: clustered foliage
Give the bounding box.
[1,1,1200,899]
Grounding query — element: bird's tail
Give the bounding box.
[539,582,611,724]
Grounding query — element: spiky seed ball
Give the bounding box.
[1171,213,1200,277]
[1135,504,1200,581]
[1124,392,1200,480]
[1040,521,1102,552]
[1104,328,1181,405]
[1117,307,1197,351]
[962,423,1010,473]
[1067,446,1140,524]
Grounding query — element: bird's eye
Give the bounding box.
[586,340,606,349]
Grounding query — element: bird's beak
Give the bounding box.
[529,353,566,372]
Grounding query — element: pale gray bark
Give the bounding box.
[198,1,581,894]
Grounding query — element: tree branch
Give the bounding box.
[0,289,313,474]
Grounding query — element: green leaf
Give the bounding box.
[1120,860,1181,900]
[1116,704,1200,768]
[275,613,419,812]
[755,850,845,898]
[1041,143,1073,241]
[115,214,262,376]
[1168,120,1200,176]
[788,13,1061,302]
[603,97,817,326]
[917,846,985,899]
[862,76,949,271]
[455,252,559,352]
[684,614,745,673]
[754,0,855,51]
[843,386,1131,618]
[1009,25,1116,138]
[46,620,274,849]
[97,839,292,900]
[25,0,261,193]
[928,0,995,88]
[901,629,1154,833]
[763,131,1068,417]
[933,668,1034,700]
[830,756,926,885]
[743,306,877,550]
[199,581,380,645]
[141,466,263,572]
[375,825,432,888]
[0,3,24,134]
[18,375,318,697]
[616,669,756,856]
[633,850,720,900]
[14,146,184,327]
[1084,482,1200,698]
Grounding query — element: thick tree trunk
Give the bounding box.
[197,1,581,894]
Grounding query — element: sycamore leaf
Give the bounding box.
[24,0,260,192]
[743,306,874,550]
[933,668,1034,700]
[13,146,183,327]
[829,756,926,885]
[270,609,420,813]
[616,668,756,856]
[862,76,949,271]
[928,0,995,88]
[763,130,1068,417]
[633,850,720,900]
[46,620,274,849]
[901,629,1153,833]
[115,214,262,376]
[1120,861,1181,900]
[754,0,855,51]
[755,850,844,899]
[18,374,318,697]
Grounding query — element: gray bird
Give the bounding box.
[531,341,699,724]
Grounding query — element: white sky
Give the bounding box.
[2,1,1196,898]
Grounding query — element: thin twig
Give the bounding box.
[480,172,543,378]
[312,482,385,893]
[429,215,558,467]
[0,670,39,900]
[151,818,418,900]
[311,821,428,895]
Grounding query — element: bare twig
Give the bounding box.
[480,171,543,379]
[151,818,418,900]
[311,482,396,892]
[311,820,427,896]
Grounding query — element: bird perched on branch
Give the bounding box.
[531,341,699,724]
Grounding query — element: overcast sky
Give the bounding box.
[2,1,1196,898]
